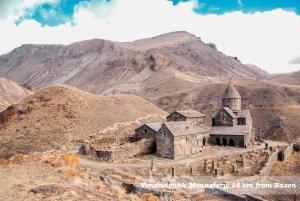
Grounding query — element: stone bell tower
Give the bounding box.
[221,81,242,113]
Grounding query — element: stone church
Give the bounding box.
[210,81,254,148]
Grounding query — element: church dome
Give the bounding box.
[222,82,241,99]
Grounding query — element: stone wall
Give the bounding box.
[213,109,234,126]
[156,125,174,159]
[166,112,186,122]
[244,128,254,147]
[173,132,209,159]
[86,139,155,161]
[284,145,293,159]
[260,149,278,176]
[134,125,157,140]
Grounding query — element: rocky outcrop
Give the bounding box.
[149,54,169,71]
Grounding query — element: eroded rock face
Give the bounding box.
[149,54,170,72]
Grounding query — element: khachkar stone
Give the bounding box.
[171,167,176,178]
[203,159,208,172]
[269,146,273,152]
[211,160,215,170]
[189,165,193,175]
[214,168,218,176]
[150,160,154,171]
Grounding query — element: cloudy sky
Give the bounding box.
[0,0,300,73]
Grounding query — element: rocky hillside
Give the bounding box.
[0,85,167,159]
[0,32,268,94]
[0,76,32,111]
[270,70,300,85]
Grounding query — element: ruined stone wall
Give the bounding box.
[156,125,174,159]
[260,149,278,176]
[88,139,155,161]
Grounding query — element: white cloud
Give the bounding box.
[0,0,300,73]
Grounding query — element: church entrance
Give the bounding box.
[222,138,227,146]
[216,138,221,146]
[229,139,235,146]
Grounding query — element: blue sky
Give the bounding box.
[0,0,300,73]
[13,0,300,26]
[171,0,300,15]
[15,0,112,26]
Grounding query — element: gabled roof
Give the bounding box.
[222,82,241,99]
[145,123,162,132]
[136,122,162,132]
[167,110,206,118]
[211,125,251,136]
[223,107,236,118]
[237,109,251,119]
[163,121,210,137]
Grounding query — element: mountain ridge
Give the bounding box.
[0,31,269,93]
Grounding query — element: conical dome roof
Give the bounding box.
[222,81,241,99]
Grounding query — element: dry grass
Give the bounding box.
[0,152,143,201]
[0,85,167,158]
[269,152,300,176]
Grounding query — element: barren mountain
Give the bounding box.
[0,31,299,143]
[0,76,32,111]
[270,70,300,85]
[0,31,268,94]
[0,85,167,159]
